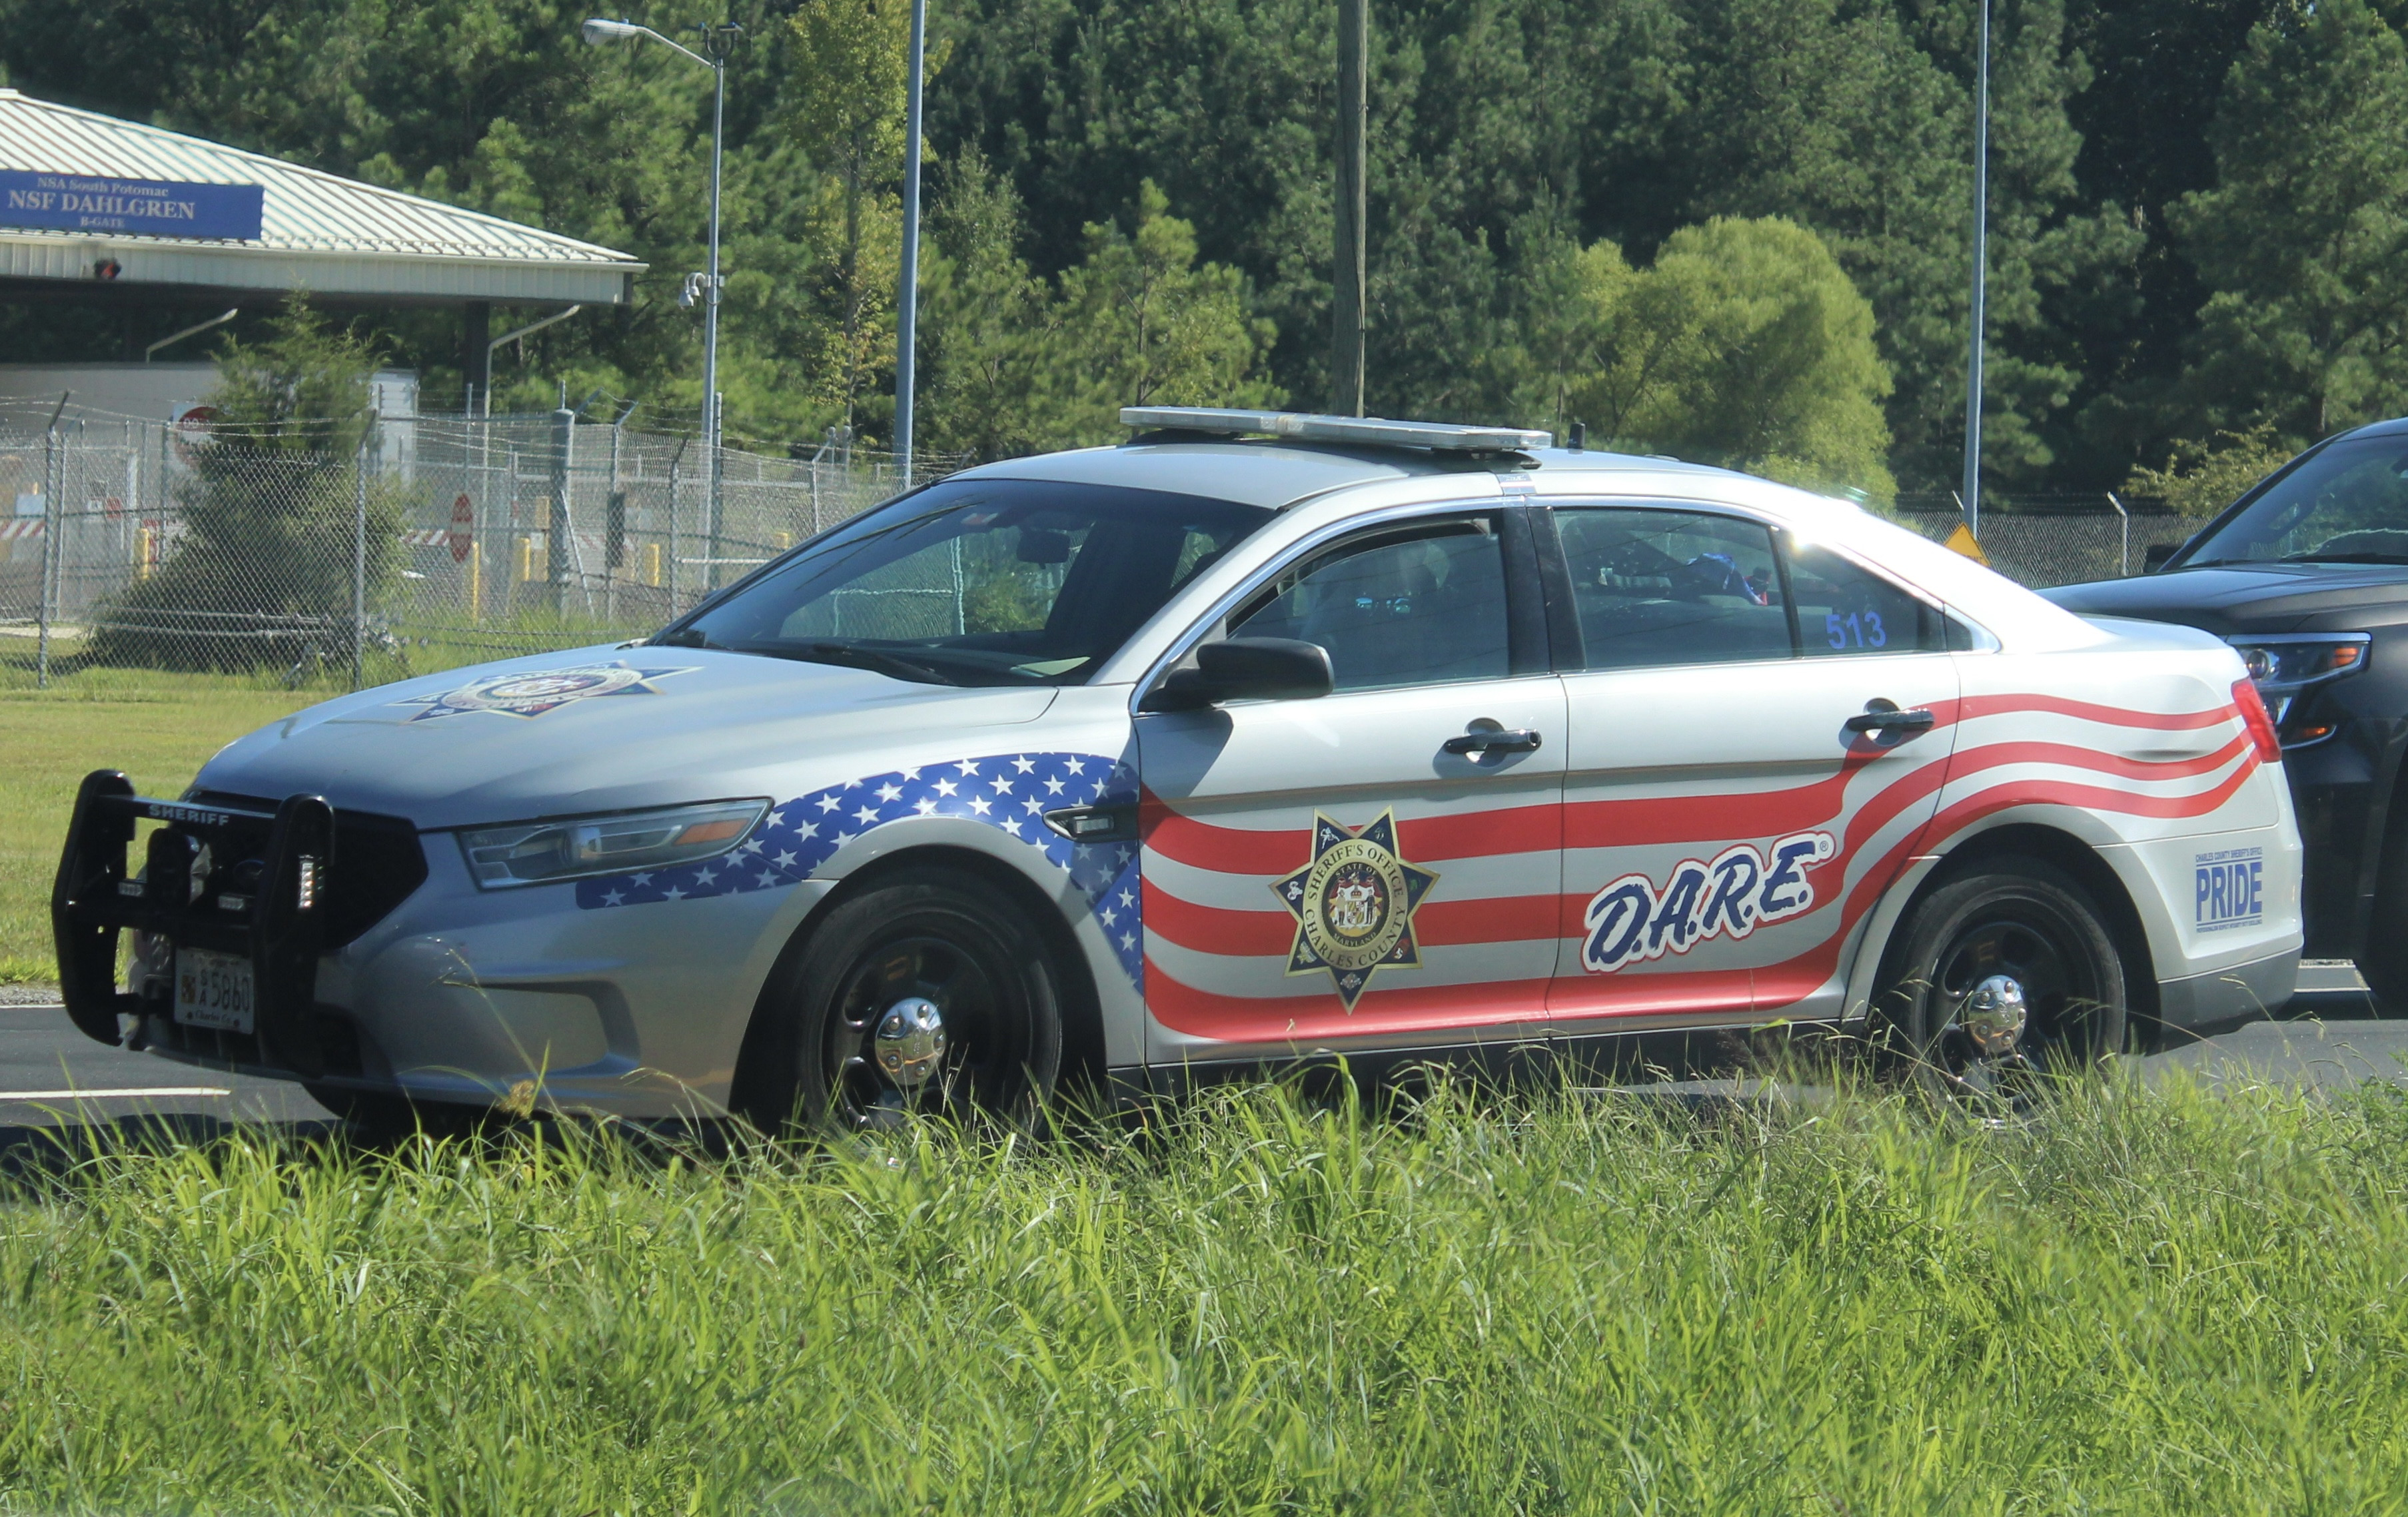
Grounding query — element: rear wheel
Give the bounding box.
[1876,856,2129,1110]
[741,869,1064,1134]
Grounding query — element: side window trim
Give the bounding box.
[1498,506,1552,678]
[1133,501,1536,708]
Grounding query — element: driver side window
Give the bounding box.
[1229,518,1510,692]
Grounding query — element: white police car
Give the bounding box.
[54,409,2305,1125]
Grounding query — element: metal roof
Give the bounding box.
[0,90,643,304]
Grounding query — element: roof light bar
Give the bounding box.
[1121,406,1551,454]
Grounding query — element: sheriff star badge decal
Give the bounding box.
[1275,810,1439,1009]
[393,661,697,722]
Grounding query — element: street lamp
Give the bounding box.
[583,14,740,581]
[1962,0,1991,541]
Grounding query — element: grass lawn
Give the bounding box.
[3,1077,2406,1512]
[0,668,314,983]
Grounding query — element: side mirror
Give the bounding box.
[2142,542,2182,574]
[1141,637,1334,711]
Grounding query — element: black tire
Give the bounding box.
[739,869,1065,1134]
[1874,855,2129,1108]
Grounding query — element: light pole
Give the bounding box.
[1333,0,1367,417]
[894,0,928,486]
[583,15,740,576]
[1962,0,1991,540]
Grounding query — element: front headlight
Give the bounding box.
[456,799,769,889]
[2225,632,2370,743]
[2226,633,2369,691]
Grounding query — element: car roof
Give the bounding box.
[953,436,1747,510]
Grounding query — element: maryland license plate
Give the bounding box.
[174,947,255,1033]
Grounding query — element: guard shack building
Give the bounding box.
[0,89,656,682]
[0,87,643,418]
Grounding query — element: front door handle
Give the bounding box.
[1844,702,1936,736]
[1443,725,1544,756]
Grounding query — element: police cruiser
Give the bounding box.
[53,409,2305,1126]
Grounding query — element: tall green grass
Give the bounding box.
[5,1074,2407,1513]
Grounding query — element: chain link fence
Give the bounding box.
[0,411,951,691]
[1890,493,2195,590]
[1,427,2214,692]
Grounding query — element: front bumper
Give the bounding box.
[56,769,809,1115]
[52,771,361,1076]
[2283,735,2385,959]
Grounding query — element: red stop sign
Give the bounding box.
[447,494,474,563]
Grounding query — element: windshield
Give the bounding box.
[664,477,1271,686]
[2183,435,2408,566]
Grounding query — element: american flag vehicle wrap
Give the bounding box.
[573,752,1147,989]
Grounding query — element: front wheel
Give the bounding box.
[740,870,1065,1134]
[1875,856,2129,1110]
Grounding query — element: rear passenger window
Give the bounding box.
[1552,508,1788,670]
[1786,540,1945,657]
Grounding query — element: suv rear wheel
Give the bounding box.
[741,869,1065,1134]
[1875,855,2129,1109]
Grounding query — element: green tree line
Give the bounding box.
[0,0,2399,500]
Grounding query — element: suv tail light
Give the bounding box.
[2233,678,2281,765]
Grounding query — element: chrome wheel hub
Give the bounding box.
[873,997,947,1087]
[1957,973,2028,1058]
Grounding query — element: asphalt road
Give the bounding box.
[0,963,2400,1139]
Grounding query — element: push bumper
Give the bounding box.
[52,770,349,1077]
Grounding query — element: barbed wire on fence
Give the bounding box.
[0,411,957,692]
[1889,492,2197,590]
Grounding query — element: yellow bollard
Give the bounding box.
[647,541,662,588]
[520,536,535,582]
[469,543,482,621]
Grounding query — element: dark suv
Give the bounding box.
[2046,418,2408,1005]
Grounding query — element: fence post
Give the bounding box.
[549,405,574,616]
[36,424,59,689]
[668,458,684,616]
[352,431,369,691]
[2106,490,2129,576]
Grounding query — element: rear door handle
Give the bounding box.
[1443,726,1544,756]
[1844,702,1936,736]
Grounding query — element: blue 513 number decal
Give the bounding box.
[1825,608,1887,650]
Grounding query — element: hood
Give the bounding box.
[2041,561,2408,634]
[193,646,1059,829]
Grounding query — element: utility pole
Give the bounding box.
[895,0,929,486]
[1962,0,1991,540]
[1332,0,1368,416]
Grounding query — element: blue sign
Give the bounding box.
[2193,846,2265,932]
[0,171,263,242]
